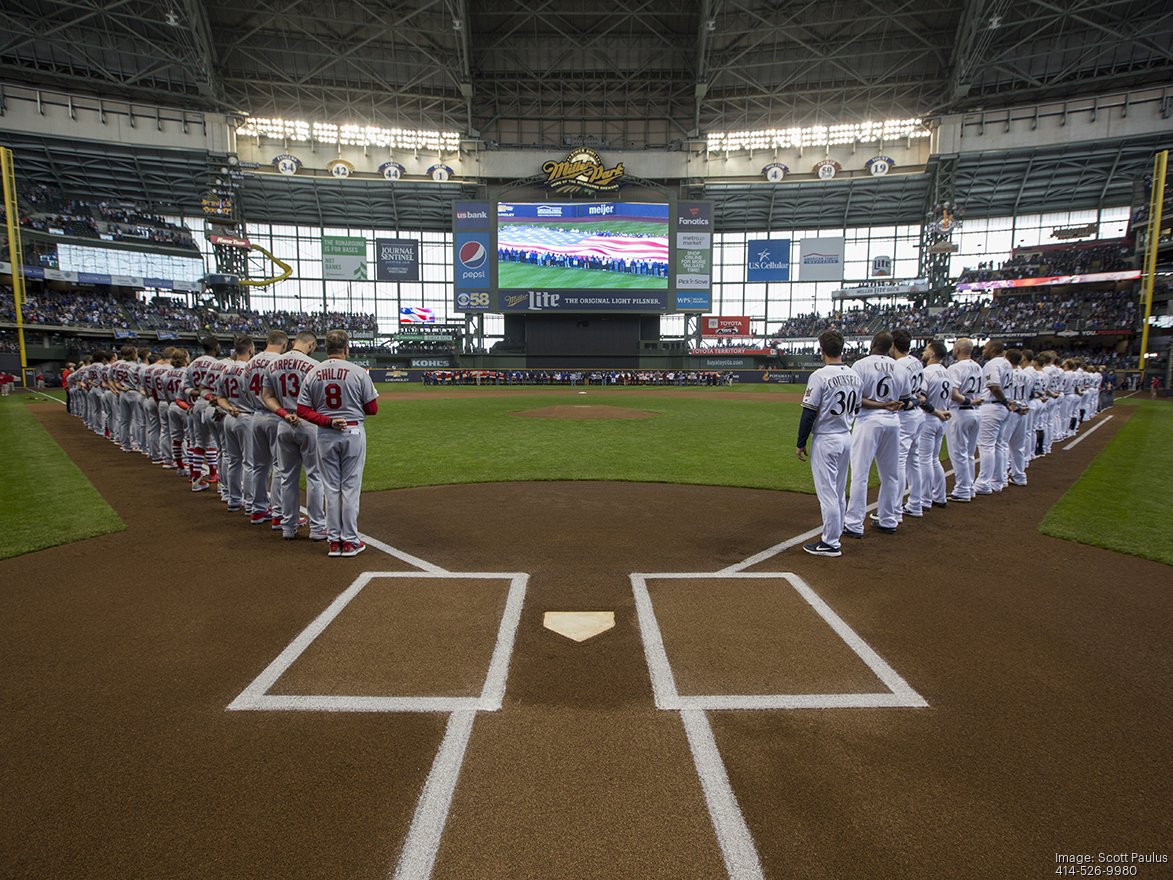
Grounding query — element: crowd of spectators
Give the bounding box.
[957,241,1133,283]
[766,290,1138,342]
[17,184,198,252]
[423,369,734,386]
[0,286,378,337]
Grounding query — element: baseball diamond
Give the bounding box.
[2,3,1173,879]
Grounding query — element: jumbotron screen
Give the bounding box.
[496,201,669,291]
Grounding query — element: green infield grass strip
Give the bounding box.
[1040,400,1173,566]
[0,397,124,560]
[362,394,822,493]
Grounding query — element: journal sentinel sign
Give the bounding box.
[746,239,791,282]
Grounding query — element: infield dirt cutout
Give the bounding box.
[513,404,658,420]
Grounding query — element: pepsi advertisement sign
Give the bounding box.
[455,233,490,289]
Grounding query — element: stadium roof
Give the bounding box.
[1,1,1169,230]
[2,0,1171,148]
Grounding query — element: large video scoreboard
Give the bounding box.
[452,200,713,314]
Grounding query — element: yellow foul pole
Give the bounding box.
[1,146,28,382]
[1138,149,1168,372]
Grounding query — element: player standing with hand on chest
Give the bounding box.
[796,330,862,557]
[297,330,379,557]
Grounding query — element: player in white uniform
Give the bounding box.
[890,329,924,521]
[243,330,288,526]
[945,338,984,502]
[214,335,256,513]
[796,330,862,557]
[909,340,952,515]
[1004,349,1035,487]
[296,330,379,557]
[843,331,903,537]
[263,330,327,541]
[182,337,223,492]
[974,340,1016,495]
[1039,351,1063,454]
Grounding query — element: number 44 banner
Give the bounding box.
[322,236,369,281]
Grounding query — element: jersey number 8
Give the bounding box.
[325,383,342,409]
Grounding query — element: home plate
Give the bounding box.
[543,611,615,642]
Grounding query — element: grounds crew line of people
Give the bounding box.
[796,330,1105,557]
[65,329,378,558]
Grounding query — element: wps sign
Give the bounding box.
[746,239,790,282]
[322,236,368,281]
[701,316,751,337]
[374,238,420,282]
[799,237,845,281]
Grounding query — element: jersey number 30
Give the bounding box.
[829,390,858,416]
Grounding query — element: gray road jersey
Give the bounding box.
[184,355,221,395]
[218,360,250,406]
[298,359,378,422]
[264,350,320,411]
[241,351,281,413]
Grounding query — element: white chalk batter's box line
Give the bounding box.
[227,571,528,714]
[630,571,928,711]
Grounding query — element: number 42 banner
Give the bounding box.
[322,236,368,281]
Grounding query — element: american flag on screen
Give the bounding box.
[399,307,435,324]
[498,226,668,262]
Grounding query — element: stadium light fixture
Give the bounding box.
[237,117,461,152]
[705,118,930,153]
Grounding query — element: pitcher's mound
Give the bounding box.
[514,405,658,420]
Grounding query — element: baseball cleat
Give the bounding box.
[841,528,864,540]
[271,518,284,530]
[282,533,297,541]
[871,522,897,534]
[226,504,242,512]
[309,532,328,542]
[250,511,270,525]
[191,477,209,493]
[327,541,342,557]
[341,540,366,557]
[803,541,842,558]
[297,513,310,527]
[974,489,993,496]
[946,494,971,503]
[932,501,948,508]
[1009,479,1027,487]
[900,506,924,518]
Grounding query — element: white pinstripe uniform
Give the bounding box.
[800,364,861,550]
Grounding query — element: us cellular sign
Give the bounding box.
[746,239,791,282]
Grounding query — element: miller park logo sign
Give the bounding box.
[542,148,625,195]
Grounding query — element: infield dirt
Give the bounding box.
[2,401,1169,879]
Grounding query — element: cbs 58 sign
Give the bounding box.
[454,291,491,312]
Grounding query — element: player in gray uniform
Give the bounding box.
[909,340,952,515]
[843,331,903,537]
[944,338,985,502]
[214,335,256,512]
[263,330,326,541]
[1004,349,1035,487]
[164,350,191,474]
[182,337,223,492]
[974,340,1016,495]
[141,350,168,463]
[796,330,861,557]
[296,330,378,557]
[243,330,289,526]
[109,346,139,453]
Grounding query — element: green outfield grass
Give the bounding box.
[0,395,124,560]
[1040,399,1173,565]
[375,382,807,394]
[361,394,819,492]
[497,262,668,290]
